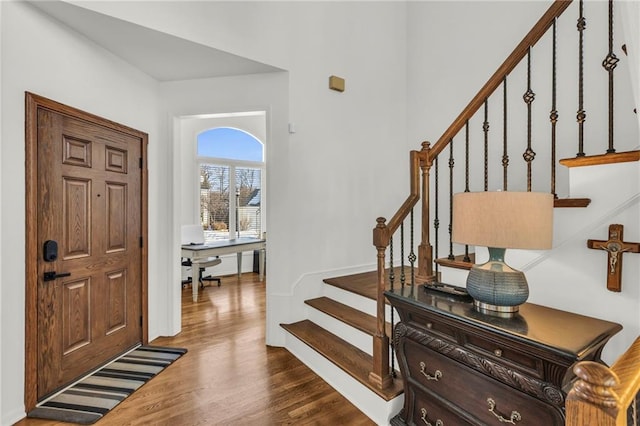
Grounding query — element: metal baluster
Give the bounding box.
[550,19,559,199]
[577,0,587,157]
[447,138,455,260]
[502,77,509,191]
[465,121,470,193]
[434,157,440,275]
[602,0,619,153]
[388,237,396,378]
[385,236,392,379]
[400,223,406,287]
[523,48,536,191]
[389,238,395,292]
[483,99,490,191]
[463,122,471,262]
[409,208,416,296]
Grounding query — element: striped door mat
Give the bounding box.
[27,345,187,424]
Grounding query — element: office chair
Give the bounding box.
[181,225,222,288]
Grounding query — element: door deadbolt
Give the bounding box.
[43,240,58,262]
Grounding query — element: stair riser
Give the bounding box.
[307,308,373,356]
[323,284,394,318]
[305,308,399,366]
[437,266,471,289]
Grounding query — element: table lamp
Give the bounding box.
[452,191,553,315]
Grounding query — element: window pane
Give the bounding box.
[197,127,263,162]
[236,167,261,238]
[200,164,230,241]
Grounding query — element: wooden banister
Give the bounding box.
[566,336,640,425]
[373,147,425,246]
[430,0,573,159]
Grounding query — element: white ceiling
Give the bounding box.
[28,1,282,82]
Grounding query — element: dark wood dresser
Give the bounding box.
[385,286,622,426]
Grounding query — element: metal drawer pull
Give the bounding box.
[419,361,442,381]
[487,398,522,424]
[420,408,444,426]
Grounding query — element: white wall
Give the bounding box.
[0,2,163,423]
[160,73,288,336]
[151,2,410,345]
[1,1,409,423]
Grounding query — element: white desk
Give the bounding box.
[181,237,266,302]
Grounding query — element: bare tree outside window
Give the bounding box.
[197,126,264,243]
[200,165,230,231]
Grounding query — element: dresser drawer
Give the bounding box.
[408,387,473,426]
[402,339,564,425]
[405,311,458,343]
[463,333,541,378]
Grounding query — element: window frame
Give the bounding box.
[196,153,265,241]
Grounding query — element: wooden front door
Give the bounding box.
[25,93,148,408]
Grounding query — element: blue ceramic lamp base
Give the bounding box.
[466,247,529,315]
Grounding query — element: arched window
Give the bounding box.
[197,127,263,162]
[197,127,264,242]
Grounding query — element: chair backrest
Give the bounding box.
[181,225,205,245]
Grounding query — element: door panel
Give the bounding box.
[105,269,127,333]
[106,182,127,252]
[36,108,143,399]
[62,177,91,258]
[62,278,91,353]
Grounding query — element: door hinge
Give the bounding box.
[139,157,143,168]
[139,236,143,248]
[140,315,143,327]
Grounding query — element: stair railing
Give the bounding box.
[565,336,640,425]
[371,0,575,390]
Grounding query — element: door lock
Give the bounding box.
[43,271,71,282]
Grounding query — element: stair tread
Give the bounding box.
[281,320,403,401]
[305,297,392,337]
[559,150,640,168]
[554,198,591,208]
[323,267,414,300]
[435,253,475,270]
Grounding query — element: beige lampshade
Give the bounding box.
[452,191,554,250]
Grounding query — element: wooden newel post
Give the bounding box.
[565,361,621,426]
[418,142,435,282]
[371,217,392,389]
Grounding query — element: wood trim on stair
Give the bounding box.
[559,150,640,168]
[434,253,475,270]
[553,198,592,208]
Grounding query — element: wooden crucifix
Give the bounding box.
[587,224,640,292]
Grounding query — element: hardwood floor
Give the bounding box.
[16,274,375,425]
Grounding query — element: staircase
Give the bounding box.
[281,270,404,424]
[281,0,640,424]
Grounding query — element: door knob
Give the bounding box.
[43,271,71,282]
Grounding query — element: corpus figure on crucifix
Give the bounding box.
[587,224,640,292]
